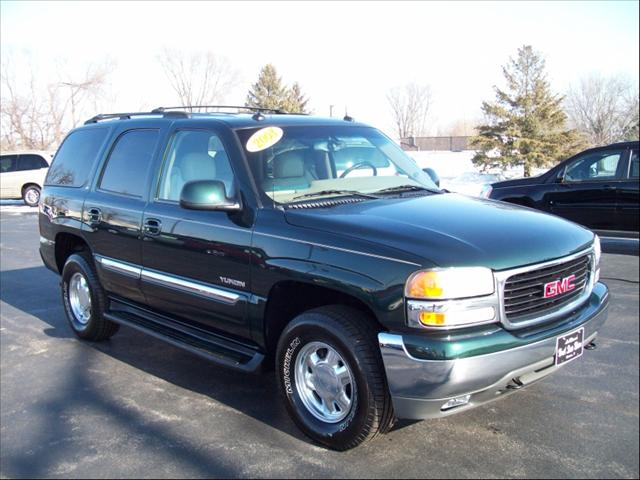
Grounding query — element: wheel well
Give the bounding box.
[55,233,89,273]
[21,183,41,195]
[263,281,385,358]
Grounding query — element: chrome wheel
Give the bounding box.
[24,187,40,206]
[295,341,355,423]
[69,272,91,325]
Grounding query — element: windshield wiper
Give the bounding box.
[374,185,441,195]
[291,190,379,201]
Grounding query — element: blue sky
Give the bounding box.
[1,1,638,136]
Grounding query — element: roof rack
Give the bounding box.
[84,110,189,125]
[153,105,288,114]
[84,105,308,125]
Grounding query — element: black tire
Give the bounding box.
[61,252,119,341]
[22,185,40,207]
[276,305,394,450]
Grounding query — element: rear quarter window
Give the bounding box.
[17,154,48,171]
[46,128,109,187]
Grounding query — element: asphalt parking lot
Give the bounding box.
[1,210,638,479]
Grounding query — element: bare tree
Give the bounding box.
[438,118,479,137]
[386,83,432,139]
[57,60,113,126]
[565,74,639,146]
[1,53,112,150]
[157,48,238,107]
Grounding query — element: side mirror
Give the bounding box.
[179,180,241,212]
[423,167,440,187]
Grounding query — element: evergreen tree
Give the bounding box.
[472,45,584,176]
[245,64,309,113]
[245,64,289,111]
[283,82,309,113]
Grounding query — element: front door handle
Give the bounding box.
[87,207,102,227]
[602,185,616,191]
[143,218,162,236]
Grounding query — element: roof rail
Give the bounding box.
[153,105,289,114]
[84,110,190,125]
[84,105,309,125]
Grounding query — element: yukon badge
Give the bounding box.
[543,274,576,298]
[219,276,246,289]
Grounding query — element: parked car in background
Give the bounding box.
[0,151,53,206]
[484,142,639,238]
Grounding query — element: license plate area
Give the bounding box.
[555,327,584,366]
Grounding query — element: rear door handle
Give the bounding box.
[602,185,616,191]
[87,207,102,227]
[143,218,162,236]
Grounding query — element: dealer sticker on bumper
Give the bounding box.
[555,328,584,366]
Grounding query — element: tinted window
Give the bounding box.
[629,151,639,179]
[99,130,159,197]
[0,155,17,173]
[157,130,235,201]
[46,129,109,187]
[17,154,48,171]
[564,150,623,182]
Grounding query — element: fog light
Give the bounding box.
[441,394,471,411]
[419,311,446,326]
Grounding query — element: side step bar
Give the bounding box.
[104,301,264,373]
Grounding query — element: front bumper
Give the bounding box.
[379,282,609,420]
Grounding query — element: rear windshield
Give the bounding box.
[46,128,109,187]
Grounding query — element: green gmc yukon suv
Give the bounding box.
[39,107,609,450]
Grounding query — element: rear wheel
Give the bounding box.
[276,305,394,450]
[61,252,119,341]
[22,185,40,207]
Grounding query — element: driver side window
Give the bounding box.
[158,130,236,201]
[563,150,623,183]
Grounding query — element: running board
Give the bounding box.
[104,302,264,373]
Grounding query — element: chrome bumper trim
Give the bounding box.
[380,283,609,420]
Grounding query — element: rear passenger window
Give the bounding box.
[0,155,17,173]
[46,128,109,187]
[17,154,48,171]
[157,130,235,201]
[99,130,159,198]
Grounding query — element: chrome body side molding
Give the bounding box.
[94,254,241,305]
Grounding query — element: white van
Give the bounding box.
[0,151,53,206]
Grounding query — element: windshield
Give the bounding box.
[236,125,438,205]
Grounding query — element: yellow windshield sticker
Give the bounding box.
[246,126,284,152]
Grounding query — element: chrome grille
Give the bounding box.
[503,254,591,323]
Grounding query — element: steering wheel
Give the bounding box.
[339,161,378,178]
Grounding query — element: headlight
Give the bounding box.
[593,235,601,283]
[405,267,498,329]
[405,267,495,300]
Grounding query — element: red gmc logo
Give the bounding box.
[544,274,576,298]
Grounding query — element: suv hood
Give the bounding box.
[284,193,593,271]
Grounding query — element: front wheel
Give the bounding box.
[23,185,41,207]
[276,306,394,450]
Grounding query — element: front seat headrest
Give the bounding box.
[273,150,305,178]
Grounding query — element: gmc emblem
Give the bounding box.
[544,274,576,298]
